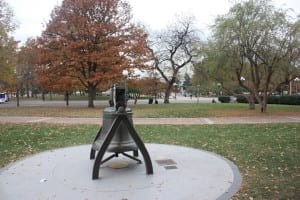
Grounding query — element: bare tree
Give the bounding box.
[149,16,200,103]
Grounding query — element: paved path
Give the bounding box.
[0,97,216,108]
[1,115,299,125]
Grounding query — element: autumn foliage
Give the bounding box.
[128,78,167,98]
[36,0,151,107]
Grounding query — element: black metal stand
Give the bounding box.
[90,112,153,180]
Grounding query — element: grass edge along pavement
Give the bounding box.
[0,123,299,200]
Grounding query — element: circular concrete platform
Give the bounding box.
[0,144,241,200]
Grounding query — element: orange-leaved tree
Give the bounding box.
[36,0,151,107]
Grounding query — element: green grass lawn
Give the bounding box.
[1,103,299,199]
[0,123,299,199]
[1,103,300,117]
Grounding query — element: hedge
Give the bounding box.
[236,95,300,105]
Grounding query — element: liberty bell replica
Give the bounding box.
[93,83,137,154]
[90,71,153,180]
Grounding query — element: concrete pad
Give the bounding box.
[0,144,241,200]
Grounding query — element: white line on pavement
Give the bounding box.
[203,118,214,124]
[28,118,53,123]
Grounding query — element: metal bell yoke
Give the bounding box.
[90,83,153,179]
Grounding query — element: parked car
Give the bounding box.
[0,93,8,103]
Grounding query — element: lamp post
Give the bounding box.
[217,83,221,97]
[240,76,246,94]
[122,70,128,106]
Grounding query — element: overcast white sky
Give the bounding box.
[8,0,300,45]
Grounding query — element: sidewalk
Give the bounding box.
[0,115,299,125]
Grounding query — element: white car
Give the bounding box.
[0,93,8,103]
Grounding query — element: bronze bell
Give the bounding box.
[92,106,138,153]
[92,83,137,154]
[90,82,153,179]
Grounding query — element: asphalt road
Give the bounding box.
[0,96,216,107]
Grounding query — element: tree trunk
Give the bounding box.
[163,77,177,104]
[65,91,69,106]
[88,84,96,108]
[261,93,268,113]
[16,88,20,107]
[164,83,173,104]
[247,93,255,110]
[164,93,170,104]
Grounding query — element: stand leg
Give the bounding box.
[92,117,122,179]
[121,115,153,175]
[90,149,96,160]
[90,127,102,160]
